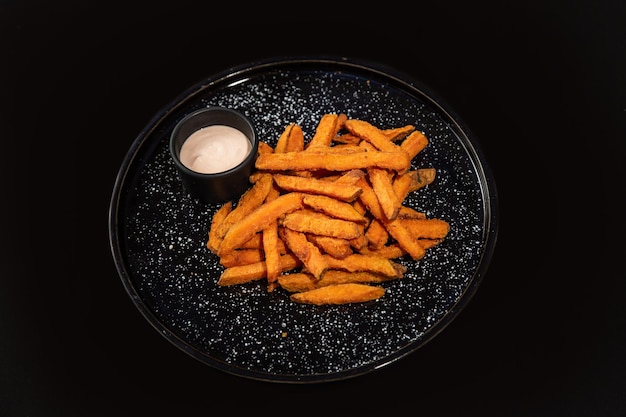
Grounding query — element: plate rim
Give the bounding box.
[108,54,499,384]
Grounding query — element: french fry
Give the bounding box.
[365,218,389,250]
[278,270,398,292]
[273,173,363,202]
[290,283,385,305]
[212,173,274,246]
[218,253,301,286]
[368,167,401,220]
[207,201,232,253]
[358,243,408,259]
[281,209,362,240]
[305,113,342,150]
[399,218,450,239]
[322,253,406,278]
[344,119,406,153]
[302,194,368,224]
[219,248,265,268]
[400,130,429,159]
[255,149,411,173]
[279,227,328,280]
[384,125,416,141]
[218,192,304,256]
[263,183,283,289]
[306,234,353,259]
[409,168,437,192]
[275,123,306,153]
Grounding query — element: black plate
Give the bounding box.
[108,56,499,383]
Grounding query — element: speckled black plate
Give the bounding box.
[108,56,498,383]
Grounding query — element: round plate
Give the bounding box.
[108,56,498,383]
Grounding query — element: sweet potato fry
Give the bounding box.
[384,125,416,141]
[275,123,306,153]
[381,219,426,260]
[278,270,398,292]
[255,150,411,173]
[302,194,368,224]
[279,227,329,280]
[218,192,304,256]
[306,234,353,259]
[217,253,301,286]
[322,253,406,278]
[344,119,406,153]
[365,218,389,250]
[263,184,282,288]
[400,130,429,159]
[409,168,437,192]
[399,218,450,239]
[207,201,232,253]
[273,173,363,202]
[368,167,401,220]
[393,170,419,201]
[213,173,274,245]
[219,248,265,268]
[281,209,362,240]
[290,283,385,305]
[358,243,407,259]
[306,113,341,150]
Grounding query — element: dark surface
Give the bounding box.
[2,1,625,416]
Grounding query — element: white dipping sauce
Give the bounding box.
[179,125,251,174]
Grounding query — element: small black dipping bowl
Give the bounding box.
[169,106,258,204]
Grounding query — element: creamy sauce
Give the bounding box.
[179,125,251,174]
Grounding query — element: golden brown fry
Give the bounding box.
[290,283,385,305]
[277,272,318,292]
[322,269,398,284]
[218,192,304,256]
[255,150,411,173]
[275,123,297,153]
[219,248,265,268]
[355,175,425,260]
[401,130,429,159]
[393,170,418,201]
[368,167,401,220]
[344,119,406,153]
[278,270,397,293]
[384,125,416,141]
[358,243,407,259]
[302,194,368,224]
[306,113,341,150]
[399,218,450,239]
[279,227,328,280]
[263,222,281,286]
[348,223,369,251]
[213,173,274,245]
[333,133,362,145]
[273,173,363,202]
[282,209,362,240]
[365,219,389,250]
[409,168,437,192]
[207,201,232,254]
[418,238,444,249]
[322,253,406,278]
[217,253,301,286]
[306,234,353,259]
[381,219,426,260]
[397,206,427,219]
[257,141,275,155]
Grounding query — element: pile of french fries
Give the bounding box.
[206,113,449,305]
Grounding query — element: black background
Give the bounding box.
[2,1,625,416]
